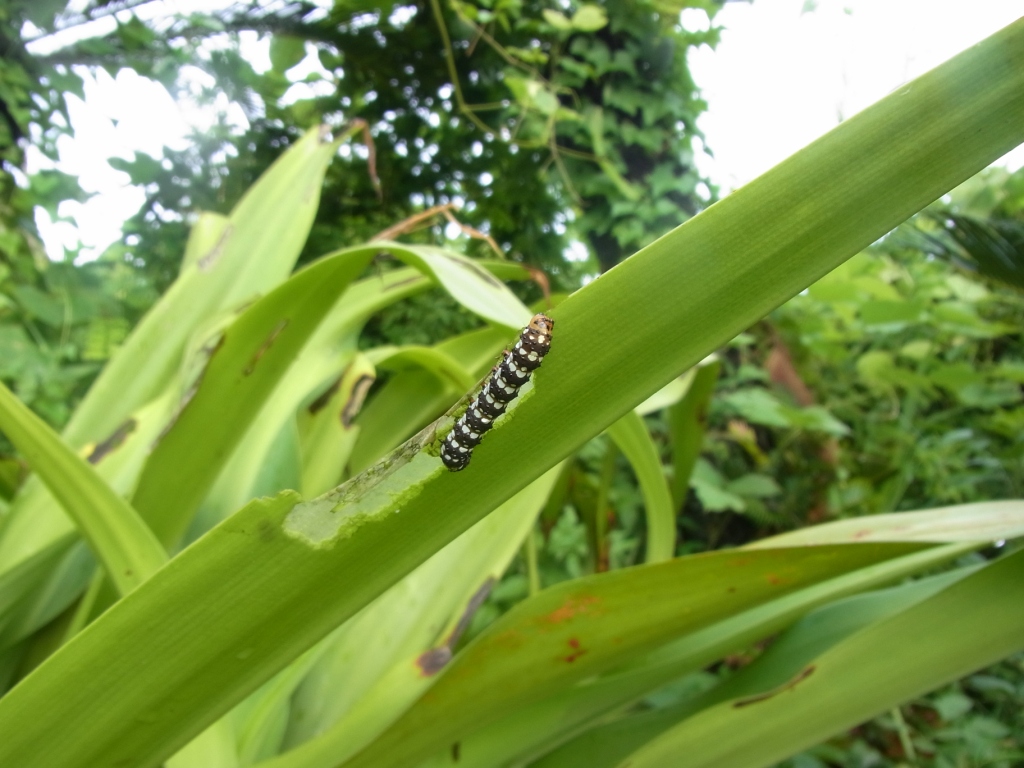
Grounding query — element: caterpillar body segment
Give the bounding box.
[441,313,554,471]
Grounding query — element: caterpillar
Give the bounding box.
[441,313,554,471]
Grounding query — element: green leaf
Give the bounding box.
[0,382,166,596]
[65,126,339,449]
[179,212,230,275]
[434,543,979,768]
[130,248,377,548]
[856,349,932,392]
[359,243,529,331]
[858,298,925,329]
[166,719,237,768]
[605,549,1024,768]
[198,267,432,532]
[606,411,675,562]
[727,473,782,499]
[270,36,307,74]
[542,9,573,30]
[0,127,339,633]
[538,564,978,768]
[0,394,174,648]
[932,300,1016,337]
[504,76,559,116]
[634,370,695,415]
[0,532,79,637]
[720,389,849,436]
[690,459,745,512]
[747,499,1024,548]
[133,242,529,548]
[571,5,608,32]
[298,354,376,498]
[932,691,974,720]
[9,285,64,327]
[336,545,923,768]
[370,345,475,392]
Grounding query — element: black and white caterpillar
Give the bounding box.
[441,313,554,471]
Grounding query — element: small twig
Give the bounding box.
[549,135,582,205]
[450,5,551,87]
[524,266,551,306]
[555,144,599,161]
[460,101,508,112]
[371,203,458,242]
[440,208,504,258]
[346,118,381,200]
[466,26,482,57]
[429,0,501,139]
[371,203,505,259]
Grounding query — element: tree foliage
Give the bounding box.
[1,0,721,413]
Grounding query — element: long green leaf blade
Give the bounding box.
[611,548,1024,768]
[748,499,1024,547]
[66,126,339,450]
[338,544,924,768]
[534,565,978,768]
[668,360,720,509]
[417,543,976,768]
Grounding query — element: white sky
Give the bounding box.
[689,0,1024,190]
[29,0,1024,260]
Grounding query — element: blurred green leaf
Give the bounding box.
[542,10,573,30]
[270,36,307,74]
[572,5,609,32]
[0,128,341,640]
[748,500,1024,547]
[0,381,165,595]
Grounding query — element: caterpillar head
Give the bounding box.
[528,313,554,336]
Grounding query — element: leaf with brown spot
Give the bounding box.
[86,419,138,465]
[338,544,926,768]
